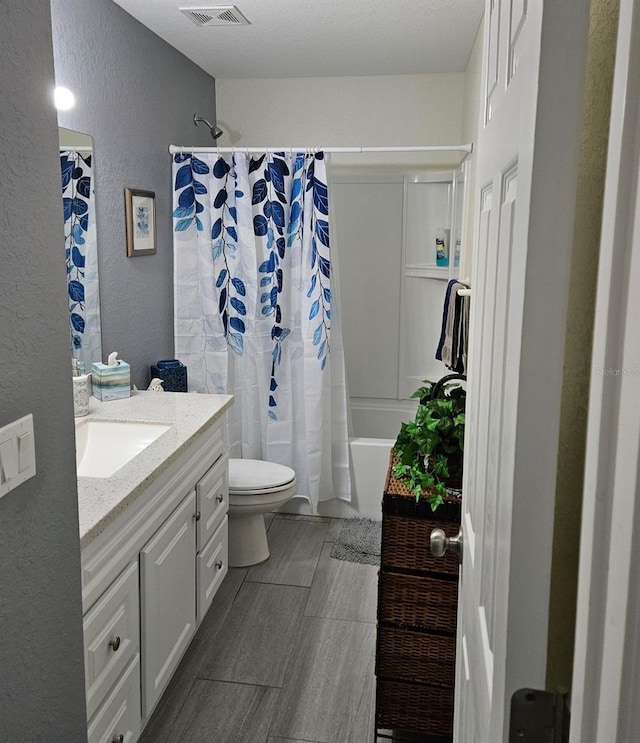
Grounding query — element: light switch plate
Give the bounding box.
[0,414,36,498]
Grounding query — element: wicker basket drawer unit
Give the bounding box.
[376,678,455,739]
[376,625,456,686]
[375,455,461,741]
[381,513,460,576]
[378,570,458,631]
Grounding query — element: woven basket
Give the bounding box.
[376,625,456,686]
[376,678,454,737]
[384,453,462,521]
[381,513,460,576]
[378,571,458,631]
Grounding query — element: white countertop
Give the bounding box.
[77,391,233,548]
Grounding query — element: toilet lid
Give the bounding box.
[228,458,296,493]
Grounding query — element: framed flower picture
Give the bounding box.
[125,188,156,256]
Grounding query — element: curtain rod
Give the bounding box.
[169,144,473,155]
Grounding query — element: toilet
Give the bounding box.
[227,458,296,567]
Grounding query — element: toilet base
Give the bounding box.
[228,513,270,567]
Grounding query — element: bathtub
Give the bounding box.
[280,437,396,521]
[341,437,396,520]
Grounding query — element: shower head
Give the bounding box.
[193,113,223,140]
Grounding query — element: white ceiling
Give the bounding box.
[111,0,484,79]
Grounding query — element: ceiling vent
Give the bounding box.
[179,5,250,27]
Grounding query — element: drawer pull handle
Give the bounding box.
[216,493,224,503]
[194,511,201,521]
[109,636,121,652]
[112,735,124,743]
[216,560,223,570]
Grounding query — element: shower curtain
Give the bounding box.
[172,151,351,510]
[60,150,100,365]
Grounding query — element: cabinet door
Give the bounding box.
[140,491,196,719]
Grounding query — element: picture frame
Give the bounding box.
[125,187,156,256]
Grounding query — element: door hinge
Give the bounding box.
[509,688,570,743]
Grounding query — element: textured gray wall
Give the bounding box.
[51,0,217,388]
[0,2,87,740]
[547,0,619,693]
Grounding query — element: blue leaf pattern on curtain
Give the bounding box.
[172,152,330,417]
[172,150,350,511]
[307,154,331,371]
[60,151,93,352]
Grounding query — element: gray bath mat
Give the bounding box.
[330,518,381,565]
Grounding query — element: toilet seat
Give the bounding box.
[229,458,295,495]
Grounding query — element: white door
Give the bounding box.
[570,1,640,740]
[453,1,591,740]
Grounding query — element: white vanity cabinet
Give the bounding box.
[79,402,231,743]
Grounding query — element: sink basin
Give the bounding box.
[75,420,171,478]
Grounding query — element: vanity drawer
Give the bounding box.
[84,561,140,721]
[197,515,228,621]
[196,454,228,550]
[87,654,141,743]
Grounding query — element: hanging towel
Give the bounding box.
[436,279,470,373]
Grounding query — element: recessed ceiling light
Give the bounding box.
[54,86,76,111]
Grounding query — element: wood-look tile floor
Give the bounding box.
[139,514,389,743]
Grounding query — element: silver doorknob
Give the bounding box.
[430,527,463,563]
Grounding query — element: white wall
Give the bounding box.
[461,21,485,145]
[216,73,465,170]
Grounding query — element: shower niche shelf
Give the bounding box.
[404,265,450,280]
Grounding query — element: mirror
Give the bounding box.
[58,127,102,366]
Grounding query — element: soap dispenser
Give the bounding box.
[91,351,131,401]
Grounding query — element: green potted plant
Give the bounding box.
[392,375,466,510]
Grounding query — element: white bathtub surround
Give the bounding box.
[279,438,395,521]
[173,151,351,513]
[349,397,418,439]
[76,391,233,547]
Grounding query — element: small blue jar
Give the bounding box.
[150,359,188,392]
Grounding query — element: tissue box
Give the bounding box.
[91,360,131,401]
